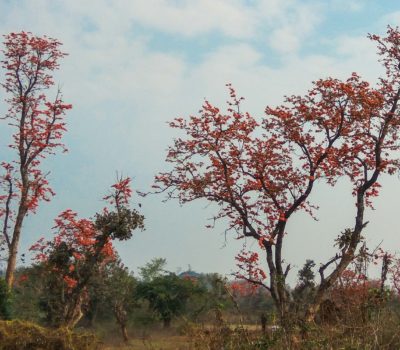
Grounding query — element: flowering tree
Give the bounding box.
[153,27,400,323]
[306,27,400,321]
[0,32,72,288]
[153,78,372,321]
[321,248,392,325]
[30,177,144,328]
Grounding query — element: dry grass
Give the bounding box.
[0,320,98,350]
[101,335,190,350]
[98,312,400,350]
[98,323,269,350]
[5,309,400,350]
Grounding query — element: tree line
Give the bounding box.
[2,27,400,342]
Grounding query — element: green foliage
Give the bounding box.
[237,287,274,323]
[139,258,167,282]
[0,278,11,320]
[297,260,316,288]
[94,260,137,341]
[12,267,44,323]
[37,243,81,327]
[94,207,144,241]
[187,273,231,319]
[335,228,356,250]
[102,261,137,310]
[39,266,68,327]
[27,178,145,329]
[0,320,98,350]
[292,259,316,316]
[136,273,203,328]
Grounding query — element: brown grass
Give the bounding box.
[98,312,400,350]
[0,320,98,350]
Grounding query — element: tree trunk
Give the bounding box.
[5,215,24,289]
[114,303,129,342]
[163,317,171,328]
[5,247,17,289]
[304,303,319,323]
[268,268,290,326]
[64,306,83,329]
[62,293,85,329]
[5,179,28,289]
[120,324,129,342]
[305,254,354,323]
[261,313,267,333]
[263,227,292,327]
[305,188,367,324]
[277,298,290,327]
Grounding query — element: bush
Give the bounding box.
[0,278,11,320]
[0,320,98,350]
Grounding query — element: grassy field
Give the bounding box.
[3,318,400,350]
[96,318,400,350]
[99,324,264,350]
[102,335,191,350]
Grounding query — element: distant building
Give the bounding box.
[178,270,201,279]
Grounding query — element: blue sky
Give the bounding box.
[1,0,400,283]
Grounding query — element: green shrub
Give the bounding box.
[0,278,11,320]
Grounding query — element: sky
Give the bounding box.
[1,0,400,284]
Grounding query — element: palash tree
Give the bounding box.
[30,177,144,328]
[305,27,400,321]
[152,26,400,324]
[0,32,71,288]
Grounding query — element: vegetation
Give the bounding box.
[4,254,400,348]
[29,177,144,329]
[152,25,400,326]
[0,278,11,320]
[0,320,98,350]
[2,26,400,350]
[0,32,71,288]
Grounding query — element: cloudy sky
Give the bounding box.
[1,0,400,283]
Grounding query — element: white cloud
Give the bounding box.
[0,0,395,278]
[268,26,303,54]
[129,0,257,38]
[332,34,383,82]
[265,2,323,54]
[380,11,400,28]
[330,0,364,12]
[61,0,324,54]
